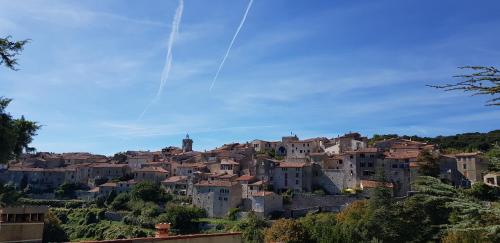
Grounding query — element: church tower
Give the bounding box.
[182,134,193,153]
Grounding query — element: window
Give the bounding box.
[295,173,299,177]
[296,168,300,171]
[350,155,354,159]
[368,163,373,167]
[270,176,273,181]
[218,197,222,200]
[300,150,303,153]
[339,160,343,164]
[463,164,467,170]
[224,197,228,201]
[360,163,366,167]
[307,150,310,153]
[370,154,375,158]
[392,164,398,169]
[360,153,365,158]
[295,180,299,185]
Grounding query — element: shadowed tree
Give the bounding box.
[429,66,500,106]
[0,36,29,70]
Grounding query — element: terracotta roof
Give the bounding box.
[219,174,237,179]
[195,180,239,187]
[90,163,128,168]
[236,174,256,181]
[278,162,308,168]
[454,152,482,157]
[162,176,188,183]
[221,159,239,165]
[100,182,117,187]
[361,180,394,188]
[384,151,420,160]
[249,180,264,186]
[177,163,205,168]
[135,167,169,173]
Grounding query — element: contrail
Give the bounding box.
[139,0,184,119]
[209,0,254,92]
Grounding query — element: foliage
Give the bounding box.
[109,192,130,211]
[0,35,29,70]
[18,198,86,208]
[0,97,40,163]
[0,182,23,206]
[465,182,500,201]
[226,207,240,221]
[417,150,440,177]
[51,208,152,241]
[429,66,500,106]
[130,181,171,203]
[264,218,310,243]
[55,182,84,199]
[43,211,69,243]
[232,212,269,243]
[485,144,500,171]
[370,130,500,152]
[299,212,337,243]
[156,205,206,234]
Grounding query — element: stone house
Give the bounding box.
[162,176,189,195]
[219,159,240,175]
[192,180,242,218]
[455,152,488,185]
[272,162,312,193]
[134,167,169,183]
[249,191,283,216]
[236,174,257,198]
[88,163,131,181]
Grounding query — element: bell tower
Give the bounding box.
[182,134,193,153]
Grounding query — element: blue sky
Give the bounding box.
[1,0,499,155]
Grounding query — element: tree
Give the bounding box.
[130,182,170,202]
[417,150,440,177]
[0,36,29,70]
[429,66,500,106]
[55,182,81,199]
[264,218,310,243]
[485,144,500,171]
[0,183,23,206]
[109,193,130,211]
[0,97,40,163]
[299,212,337,243]
[232,212,269,243]
[42,211,69,243]
[156,205,206,234]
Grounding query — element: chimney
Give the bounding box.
[155,223,170,238]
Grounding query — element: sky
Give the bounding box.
[1,0,500,155]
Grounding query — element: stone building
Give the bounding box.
[0,206,48,243]
[162,176,189,195]
[484,172,500,187]
[249,191,283,216]
[134,167,169,183]
[182,134,193,153]
[192,180,242,218]
[455,152,488,185]
[272,162,312,193]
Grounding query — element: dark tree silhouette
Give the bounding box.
[429,66,500,106]
[0,36,29,70]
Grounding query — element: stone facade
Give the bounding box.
[193,180,242,218]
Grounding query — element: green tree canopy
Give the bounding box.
[0,36,29,70]
[0,97,40,163]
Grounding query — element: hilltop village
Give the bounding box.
[0,133,495,218]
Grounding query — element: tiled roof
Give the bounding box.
[90,163,128,168]
[384,151,420,159]
[100,182,117,187]
[249,180,264,186]
[135,167,169,173]
[220,159,239,165]
[195,180,239,187]
[236,174,256,181]
[278,162,308,168]
[162,176,188,183]
[454,152,482,157]
[361,180,393,188]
